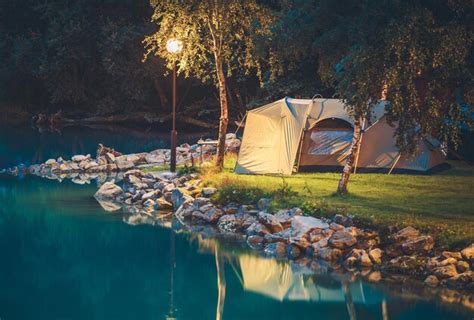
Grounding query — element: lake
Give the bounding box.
[0,124,472,319]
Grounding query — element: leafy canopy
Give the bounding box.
[144,0,273,84]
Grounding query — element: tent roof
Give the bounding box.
[249,98,388,128]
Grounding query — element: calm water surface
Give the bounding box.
[0,124,472,319]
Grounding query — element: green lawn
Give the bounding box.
[201,157,474,248]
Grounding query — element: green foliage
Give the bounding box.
[144,0,273,84]
[332,1,473,153]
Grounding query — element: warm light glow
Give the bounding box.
[166,39,183,54]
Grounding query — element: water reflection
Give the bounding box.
[193,235,388,320]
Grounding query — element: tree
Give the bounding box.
[144,0,273,170]
[332,0,474,194]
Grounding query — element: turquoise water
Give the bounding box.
[0,125,472,319]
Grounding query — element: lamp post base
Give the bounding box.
[170,130,178,172]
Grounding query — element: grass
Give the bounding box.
[198,156,474,249]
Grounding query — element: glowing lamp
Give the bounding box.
[166,39,183,54]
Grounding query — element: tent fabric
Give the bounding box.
[235,98,311,175]
[235,97,446,175]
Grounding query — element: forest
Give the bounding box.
[0,0,472,160]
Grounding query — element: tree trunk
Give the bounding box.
[337,118,363,195]
[214,53,229,170]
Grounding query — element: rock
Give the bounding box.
[115,160,134,171]
[401,235,434,255]
[386,256,428,274]
[369,248,383,265]
[247,235,264,250]
[246,222,270,236]
[125,198,132,205]
[264,229,291,244]
[291,216,329,240]
[171,189,193,210]
[433,264,458,279]
[257,212,284,233]
[446,271,474,288]
[257,198,272,211]
[461,244,474,261]
[456,260,470,273]
[142,190,161,201]
[59,163,70,172]
[329,222,344,231]
[264,242,287,257]
[162,183,176,194]
[393,226,420,241]
[424,275,439,287]
[442,251,462,260]
[329,231,357,249]
[84,161,99,170]
[192,206,222,224]
[202,187,217,197]
[317,247,342,261]
[274,207,303,228]
[333,214,352,226]
[359,251,373,267]
[145,153,163,164]
[45,159,57,165]
[94,182,123,201]
[72,154,89,162]
[217,215,239,233]
[439,257,458,266]
[156,197,173,210]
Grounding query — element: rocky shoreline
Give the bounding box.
[2,136,473,307]
[89,167,474,298]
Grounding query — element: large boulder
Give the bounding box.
[257,212,284,233]
[217,215,240,233]
[171,188,193,210]
[329,231,357,249]
[401,235,434,255]
[115,159,135,171]
[433,264,458,279]
[291,216,329,240]
[94,182,123,201]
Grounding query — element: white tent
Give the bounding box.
[235,97,445,175]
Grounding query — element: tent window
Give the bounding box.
[307,118,353,156]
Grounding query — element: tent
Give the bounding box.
[235,97,446,175]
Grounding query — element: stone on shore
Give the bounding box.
[257,212,284,233]
[291,216,329,240]
[94,182,123,200]
[461,244,474,261]
[329,231,357,249]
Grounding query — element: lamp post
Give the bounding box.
[166,38,183,172]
